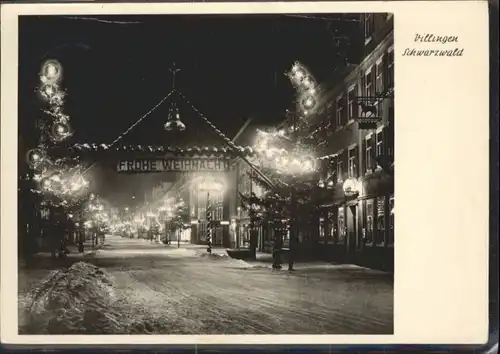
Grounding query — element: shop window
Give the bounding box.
[348,85,358,120]
[337,207,346,244]
[376,197,386,245]
[328,210,337,242]
[283,228,290,248]
[388,196,394,246]
[365,199,374,244]
[319,214,326,241]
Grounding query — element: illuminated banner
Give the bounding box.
[117,159,231,173]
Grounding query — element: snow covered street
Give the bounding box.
[19,235,393,334]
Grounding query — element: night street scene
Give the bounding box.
[17,13,394,335]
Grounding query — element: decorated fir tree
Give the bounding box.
[238,62,337,270]
[24,60,90,257]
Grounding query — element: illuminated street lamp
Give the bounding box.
[342,177,361,197]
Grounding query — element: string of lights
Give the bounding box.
[175,90,277,189]
[27,60,91,202]
[108,89,176,148]
[80,89,176,176]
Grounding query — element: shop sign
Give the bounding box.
[356,117,382,129]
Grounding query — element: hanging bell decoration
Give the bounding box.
[164,102,186,132]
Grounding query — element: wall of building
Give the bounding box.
[227,14,395,270]
[311,13,394,270]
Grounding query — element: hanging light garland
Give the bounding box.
[251,129,317,175]
[286,61,320,117]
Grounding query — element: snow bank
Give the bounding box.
[20,262,128,334]
[19,261,182,334]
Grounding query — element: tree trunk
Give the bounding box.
[249,224,258,260]
[272,227,283,269]
[288,188,298,271]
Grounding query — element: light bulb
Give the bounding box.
[42,60,62,82]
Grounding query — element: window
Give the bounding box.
[387,107,395,157]
[320,159,329,181]
[348,146,358,178]
[376,131,384,158]
[328,159,336,181]
[365,200,374,244]
[375,59,384,94]
[336,96,345,127]
[376,197,386,245]
[336,153,344,181]
[348,86,357,120]
[388,195,394,246]
[327,102,336,129]
[386,48,394,89]
[319,215,326,240]
[364,14,375,40]
[328,210,336,241]
[283,228,290,248]
[197,191,207,219]
[365,69,374,98]
[365,136,373,173]
[337,207,345,244]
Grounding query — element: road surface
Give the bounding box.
[20,235,394,334]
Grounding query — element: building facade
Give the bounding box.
[310,13,394,270]
[225,13,394,270]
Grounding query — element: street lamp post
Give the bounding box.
[206,191,213,253]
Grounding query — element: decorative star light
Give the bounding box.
[287,61,319,116]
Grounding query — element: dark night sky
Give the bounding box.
[18,14,361,207]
